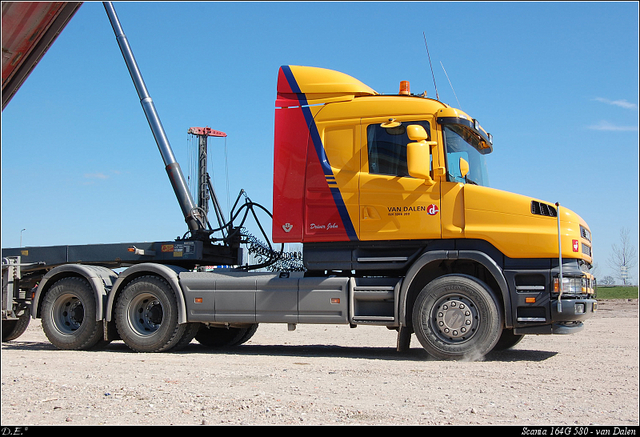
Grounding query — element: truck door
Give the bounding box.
[359,118,441,241]
[303,118,360,242]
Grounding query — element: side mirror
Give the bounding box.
[406,125,435,185]
[407,124,428,142]
[459,157,469,178]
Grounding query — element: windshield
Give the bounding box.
[443,125,490,187]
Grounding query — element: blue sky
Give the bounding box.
[2,1,638,283]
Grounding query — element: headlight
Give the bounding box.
[554,277,591,294]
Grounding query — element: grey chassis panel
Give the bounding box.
[180,271,350,325]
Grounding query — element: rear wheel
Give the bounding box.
[412,274,502,360]
[115,276,198,352]
[195,324,258,348]
[2,307,31,342]
[41,277,106,350]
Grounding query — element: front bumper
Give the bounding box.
[513,297,597,335]
[550,298,598,334]
[552,298,597,322]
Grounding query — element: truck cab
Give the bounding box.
[272,65,596,347]
[273,65,593,262]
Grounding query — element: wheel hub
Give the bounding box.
[433,296,478,341]
[143,300,163,327]
[128,293,163,334]
[66,300,85,328]
[54,295,84,334]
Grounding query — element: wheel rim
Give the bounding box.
[51,293,85,334]
[126,292,163,336]
[430,294,479,344]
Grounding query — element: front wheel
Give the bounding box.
[492,328,525,351]
[412,274,503,360]
[115,276,198,352]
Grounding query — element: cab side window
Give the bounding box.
[367,120,431,177]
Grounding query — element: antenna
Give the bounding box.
[423,32,439,101]
[440,61,461,109]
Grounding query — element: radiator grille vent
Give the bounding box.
[531,201,557,217]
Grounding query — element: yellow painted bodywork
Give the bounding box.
[462,184,591,260]
[294,67,593,264]
[285,65,377,104]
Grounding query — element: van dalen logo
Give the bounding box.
[387,204,439,217]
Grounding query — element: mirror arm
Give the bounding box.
[424,141,439,185]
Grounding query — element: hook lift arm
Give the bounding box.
[103,2,207,238]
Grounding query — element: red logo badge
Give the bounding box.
[427,204,439,215]
[572,240,579,252]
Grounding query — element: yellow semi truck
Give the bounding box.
[2,3,596,360]
[271,65,596,358]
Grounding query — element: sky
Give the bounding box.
[2,1,638,283]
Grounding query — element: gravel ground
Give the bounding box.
[1,299,637,426]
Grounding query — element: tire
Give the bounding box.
[114,276,198,352]
[2,307,31,342]
[492,328,524,351]
[195,324,258,348]
[173,323,201,352]
[412,274,503,360]
[41,277,105,350]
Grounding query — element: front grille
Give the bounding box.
[531,201,557,217]
[582,243,592,257]
[580,225,591,242]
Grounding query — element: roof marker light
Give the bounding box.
[399,81,410,95]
